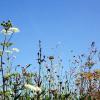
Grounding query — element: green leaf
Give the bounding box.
[0,42,13,47]
[0,50,3,56]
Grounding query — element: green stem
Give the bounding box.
[7,32,14,43]
[1,35,7,100]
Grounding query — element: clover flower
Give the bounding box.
[24,84,41,92]
[1,27,20,35]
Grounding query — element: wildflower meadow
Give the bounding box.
[0,20,100,100]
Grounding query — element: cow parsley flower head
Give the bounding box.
[24,84,41,92]
[12,48,20,52]
[9,27,20,33]
[1,27,20,35]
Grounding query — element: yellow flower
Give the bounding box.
[83,72,93,80]
[80,72,94,80]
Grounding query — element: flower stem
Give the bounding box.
[1,35,7,100]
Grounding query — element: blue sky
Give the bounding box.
[0,0,100,71]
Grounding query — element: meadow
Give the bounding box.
[0,20,100,100]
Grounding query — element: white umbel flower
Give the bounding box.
[5,50,13,54]
[12,48,20,52]
[1,27,20,35]
[1,29,12,35]
[24,84,41,92]
[9,27,20,33]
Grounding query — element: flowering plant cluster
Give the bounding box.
[0,21,100,100]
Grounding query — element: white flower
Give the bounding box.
[12,48,20,52]
[1,27,20,35]
[9,27,20,33]
[5,50,12,54]
[1,29,12,35]
[24,84,41,92]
